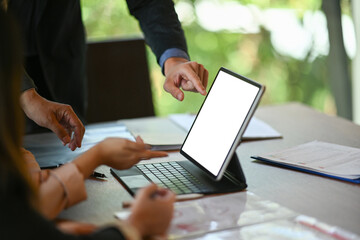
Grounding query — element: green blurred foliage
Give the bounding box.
[81,1,141,39]
[81,0,337,116]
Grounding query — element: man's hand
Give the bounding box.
[20,89,85,151]
[164,57,209,101]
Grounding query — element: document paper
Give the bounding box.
[253,141,360,181]
[119,117,185,150]
[23,123,134,167]
[169,114,282,140]
[115,191,359,239]
[122,114,281,151]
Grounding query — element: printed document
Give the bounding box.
[254,141,360,180]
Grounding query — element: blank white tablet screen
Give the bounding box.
[181,70,259,176]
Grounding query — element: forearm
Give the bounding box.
[19,88,38,113]
[19,88,48,120]
[37,171,72,219]
[31,164,87,219]
[72,144,103,179]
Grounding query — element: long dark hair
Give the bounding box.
[1,0,7,11]
[0,9,36,206]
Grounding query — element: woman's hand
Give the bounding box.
[56,220,97,235]
[73,137,168,179]
[98,137,168,170]
[127,184,175,237]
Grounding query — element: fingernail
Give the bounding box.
[177,93,183,101]
[62,136,70,144]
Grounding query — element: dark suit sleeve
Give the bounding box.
[21,70,37,92]
[126,0,188,63]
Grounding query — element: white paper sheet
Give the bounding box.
[115,191,296,239]
[193,216,360,240]
[255,141,360,179]
[119,117,186,150]
[122,114,282,151]
[169,114,282,140]
[23,122,134,167]
[115,192,359,240]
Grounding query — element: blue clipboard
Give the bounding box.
[251,156,360,184]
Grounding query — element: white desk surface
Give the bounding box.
[59,103,360,235]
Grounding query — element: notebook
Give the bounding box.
[111,67,265,195]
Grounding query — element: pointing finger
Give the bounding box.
[138,150,168,160]
[180,63,206,95]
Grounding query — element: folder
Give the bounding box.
[252,141,360,184]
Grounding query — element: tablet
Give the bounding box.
[180,67,265,180]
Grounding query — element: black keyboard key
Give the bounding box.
[136,162,206,194]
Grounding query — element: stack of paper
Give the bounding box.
[169,113,282,140]
[121,114,282,151]
[119,117,186,150]
[23,122,134,167]
[252,141,360,183]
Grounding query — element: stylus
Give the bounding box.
[122,193,204,208]
[175,193,204,201]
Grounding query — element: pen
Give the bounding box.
[122,193,203,208]
[122,190,160,209]
[41,164,106,179]
[40,164,63,169]
[175,193,203,201]
[91,171,107,179]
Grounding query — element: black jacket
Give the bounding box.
[9,0,187,118]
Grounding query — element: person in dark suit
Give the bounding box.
[0,10,175,238]
[6,0,208,151]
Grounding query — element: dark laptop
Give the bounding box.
[111,67,265,195]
